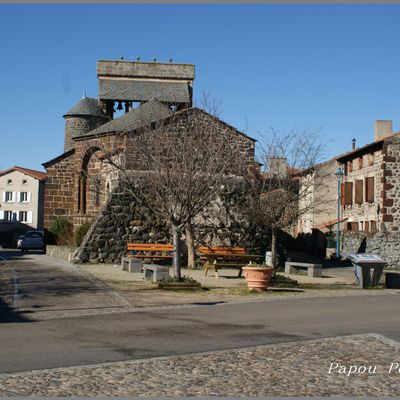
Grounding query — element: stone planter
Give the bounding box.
[242,266,273,292]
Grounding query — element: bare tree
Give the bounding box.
[99,107,248,280]
[246,128,327,273]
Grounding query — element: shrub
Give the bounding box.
[75,221,92,247]
[49,217,73,246]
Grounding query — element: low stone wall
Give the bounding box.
[46,245,76,262]
[341,232,400,269]
[73,182,270,264]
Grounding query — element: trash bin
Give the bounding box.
[347,253,386,289]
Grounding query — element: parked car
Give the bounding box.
[17,231,46,253]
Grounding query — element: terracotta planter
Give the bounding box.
[242,266,273,292]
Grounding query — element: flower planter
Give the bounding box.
[242,266,273,292]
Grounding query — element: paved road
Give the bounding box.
[0,250,128,316]
[1,249,400,374]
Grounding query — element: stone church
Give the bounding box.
[42,59,258,256]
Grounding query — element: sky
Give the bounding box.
[1,4,400,172]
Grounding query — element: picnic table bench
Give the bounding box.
[284,261,322,278]
[197,246,263,278]
[121,243,173,272]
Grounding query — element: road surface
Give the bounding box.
[0,249,399,373]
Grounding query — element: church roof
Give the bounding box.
[42,149,75,168]
[99,79,191,103]
[63,97,107,118]
[76,99,174,139]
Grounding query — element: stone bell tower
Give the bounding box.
[63,94,110,152]
[97,59,195,119]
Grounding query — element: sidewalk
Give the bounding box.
[75,262,397,310]
[0,333,398,396]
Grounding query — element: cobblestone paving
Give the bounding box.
[0,334,399,396]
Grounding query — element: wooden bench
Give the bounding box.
[284,261,322,278]
[126,243,174,260]
[197,246,262,278]
[121,243,173,272]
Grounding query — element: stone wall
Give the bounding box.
[73,182,269,264]
[382,136,400,231]
[341,231,400,269]
[43,152,75,229]
[46,245,76,262]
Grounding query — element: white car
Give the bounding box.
[17,231,46,253]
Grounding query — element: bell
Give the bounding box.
[117,101,123,111]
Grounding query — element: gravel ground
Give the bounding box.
[0,334,399,396]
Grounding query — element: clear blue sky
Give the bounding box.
[1,4,400,171]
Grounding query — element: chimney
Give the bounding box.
[374,120,393,142]
[352,138,356,150]
[267,157,288,178]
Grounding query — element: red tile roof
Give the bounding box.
[0,166,46,181]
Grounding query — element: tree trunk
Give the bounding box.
[172,223,182,281]
[185,221,195,269]
[271,227,278,276]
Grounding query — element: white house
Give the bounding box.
[0,166,46,229]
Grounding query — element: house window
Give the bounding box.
[20,192,28,202]
[94,178,101,206]
[348,161,353,173]
[355,180,363,205]
[369,153,375,166]
[370,220,377,233]
[22,179,27,185]
[7,179,12,185]
[4,211,13,222]
[346,221,359,231]
[5,191,14,202]
[365,177,374,203]
[341,182,353,205]
[358,157,363,169]
[19,211,27,222]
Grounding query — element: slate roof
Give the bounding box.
[99,79,191,103]
[0,166,46,181]
[63,97,107,118]
[76,99,174,138]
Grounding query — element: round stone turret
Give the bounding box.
[63,96,110,152]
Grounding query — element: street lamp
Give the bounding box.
[334,166,344,259]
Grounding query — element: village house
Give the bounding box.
[337,120,400,234]
[0,166,46,230]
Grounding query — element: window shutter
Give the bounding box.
[365,221,369,232]
[0,210,3,220]
[27,211,33,224]
[351,222,358,231]
[1,192,5,202]
[370,220,377,232]
[355,180,363,204]
[365,177,374,203]
[345,182,353,205]
[12,192,16,202]
[27,192,32,203]
[17,192,21,202]
[340,183,345,206]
